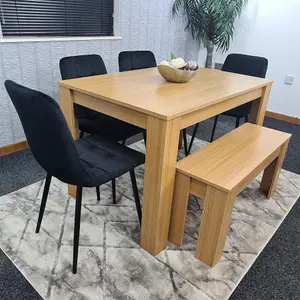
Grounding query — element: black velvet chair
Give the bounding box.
[118,51,157,72]
[184,54,268,155]
[5,80,144,274]
[59,54,143,141]
[60,54,144,203]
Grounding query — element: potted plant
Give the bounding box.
[172,0,248,68]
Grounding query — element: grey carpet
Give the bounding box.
[0,250,42,300]
[230,195,300,300]
[0,116,299,299]
[0,149,46,197]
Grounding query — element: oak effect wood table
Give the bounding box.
[59,67,273,257]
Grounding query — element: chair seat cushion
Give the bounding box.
[78,112,143,141]
[75,135,145,187]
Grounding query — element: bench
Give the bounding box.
[169,123,291,267]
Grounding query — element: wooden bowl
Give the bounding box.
[158,65,198,83]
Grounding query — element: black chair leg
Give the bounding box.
[183,129,189,156]
[79,131,84,139]
[73,186,83,274]
[36,174,52,233]
[187,123,199,155]
[96,186,100,201]
[143,131,147,146]
[210,115,219,142]
[129,170,142,226]
[122,139,127,145]
[112,179,116,204]
[235,117,240,128]
[245,115,248,123]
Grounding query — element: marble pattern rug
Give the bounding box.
[0,138,300,300]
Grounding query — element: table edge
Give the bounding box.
[59,79,274,121]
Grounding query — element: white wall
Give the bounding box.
[0,0,190,147]
[197,0,300,118]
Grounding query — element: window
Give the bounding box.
[0,0,114,37]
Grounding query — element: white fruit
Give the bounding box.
[170,57,186,69]
[159,60,171,66]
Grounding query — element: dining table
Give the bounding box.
[59,67,273,257]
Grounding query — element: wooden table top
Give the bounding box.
[59,68,273,120]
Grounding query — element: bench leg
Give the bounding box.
[260,141,289,199]
[168,173,190,247]
[196,186,235,267]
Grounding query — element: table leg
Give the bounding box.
[178,130,183,149]
[196,186,235,266]
[140,116,181,255]
[169,172,190,247]
[59,86,79,198]
[249,84,272,125]
[260,140,289,199]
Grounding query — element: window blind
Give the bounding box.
[0,0,114,37]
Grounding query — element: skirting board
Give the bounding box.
[0,140,29,157]
[266,111,300,125]
[0,111,298,157]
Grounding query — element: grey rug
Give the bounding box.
[1,138,300,300]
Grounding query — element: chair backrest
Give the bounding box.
[221,54,268,118]
[59,54,107,119]
[60,54,107,80]
[222,54,268,78]
[5,80,87,185]
[118,51,157,72]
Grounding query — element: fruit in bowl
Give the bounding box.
[158,53,199,83]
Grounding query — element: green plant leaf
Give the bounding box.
[172,0,248,52]
[171,52,177,60]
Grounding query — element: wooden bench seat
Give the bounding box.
[169,123,291,267]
